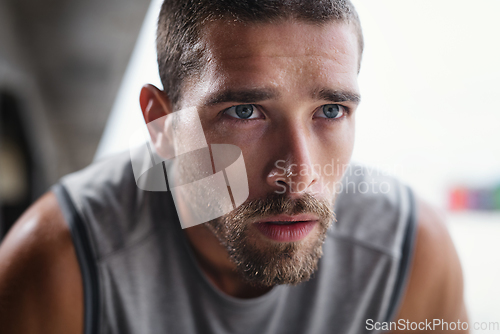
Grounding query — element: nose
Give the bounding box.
[266,122,319,196]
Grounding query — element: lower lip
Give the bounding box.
[254,221,317,242]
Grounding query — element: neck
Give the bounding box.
[183,224,272,299]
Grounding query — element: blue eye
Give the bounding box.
[235,104,253,118]
[315,104,345,119]
[224,104,261,120]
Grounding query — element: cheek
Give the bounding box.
[238,139,273,194]
[314,120,355,183]
[202,123,269,188]
[335,121,355,166]
[318,118,354,153]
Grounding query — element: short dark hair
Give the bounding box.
[157,0,363,109]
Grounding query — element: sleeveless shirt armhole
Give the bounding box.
[52,183,100,334]
[384,186,418,322]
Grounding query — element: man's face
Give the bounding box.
[177,20,360,286]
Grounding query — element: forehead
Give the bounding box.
[183,20,360,105]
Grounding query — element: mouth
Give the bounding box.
[254,214,318,242]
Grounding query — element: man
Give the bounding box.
[0,0,467,333]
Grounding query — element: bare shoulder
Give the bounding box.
[392,196,468,332]
[0,191,83,334]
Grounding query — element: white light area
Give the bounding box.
[349,1,500,328]
[448,213,500,328]
[350,0,500,206]
[94,0,163,161]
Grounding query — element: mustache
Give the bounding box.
[227,192,335,224]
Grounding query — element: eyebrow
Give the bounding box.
[203,87,361,107]
[314,88,361,104]
[205,88,280,106]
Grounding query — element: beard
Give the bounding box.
[204,192,335,287]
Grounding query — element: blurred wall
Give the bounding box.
[0,0,150,234]
[1,0,150,177]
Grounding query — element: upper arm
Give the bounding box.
[0,191,83,334]
[393,196,468,332]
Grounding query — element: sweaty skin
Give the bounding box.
[0,20,467,333]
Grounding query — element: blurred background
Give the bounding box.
[0,0,150,235]
[0,0,499,331]
[350,1,500,330]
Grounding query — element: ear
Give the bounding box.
[139,84,172,123]
[139,84,175,158]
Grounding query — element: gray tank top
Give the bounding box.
[52,153,416,334]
